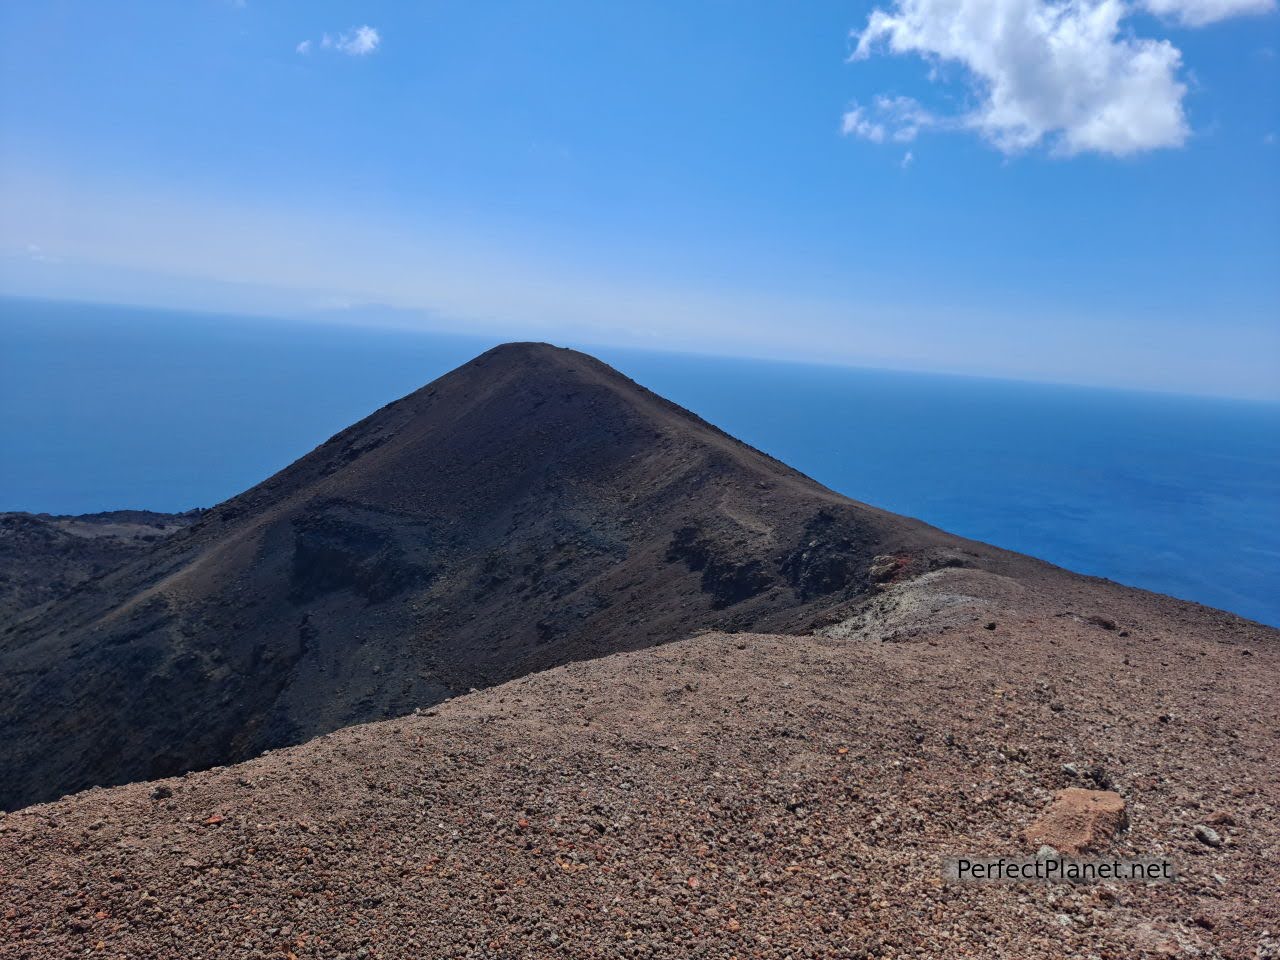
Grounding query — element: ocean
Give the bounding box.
[3,296,1278,626]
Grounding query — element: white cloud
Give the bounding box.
[850,0,1194,156]
[333,25,380,56]
[1142,0,1275,25]
[874,95,938,142]
[300,25,380,57]
[841,103,887,142]
[901,150,916,168]
[844,95,942,145]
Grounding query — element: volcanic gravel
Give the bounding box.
[2,568,1276,959]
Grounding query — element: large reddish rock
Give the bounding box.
[1024,788,1127,854]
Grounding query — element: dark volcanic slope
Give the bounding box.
[2,568,1274,959]
[0,343,1008,810]
[0,511,195,622]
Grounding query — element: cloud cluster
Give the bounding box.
[847,0,1272,156]
[843,96,941,144]
[297,25,381,57]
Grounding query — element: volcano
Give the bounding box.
[0,343,1010,810]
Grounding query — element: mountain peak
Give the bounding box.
[474,340,574,360]
[463,341,614,378]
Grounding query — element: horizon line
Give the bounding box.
[3,290,1278,408]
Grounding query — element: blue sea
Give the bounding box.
[2,297,1278,626]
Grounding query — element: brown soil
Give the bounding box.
[1,567,1274,959]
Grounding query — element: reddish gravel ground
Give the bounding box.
[2,567,1276,959]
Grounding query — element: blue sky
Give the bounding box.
[1,0,1277,398]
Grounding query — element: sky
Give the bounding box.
[1,0,1277,399]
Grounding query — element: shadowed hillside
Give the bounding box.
[0,511,195,621]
